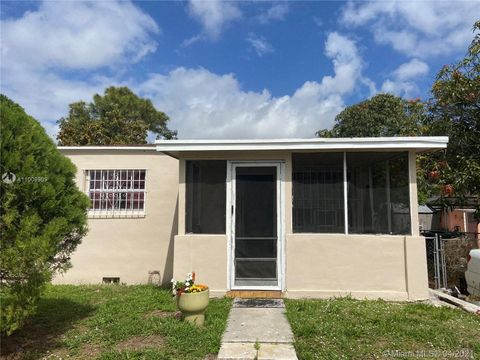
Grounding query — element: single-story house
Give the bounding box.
[54,136,448,300]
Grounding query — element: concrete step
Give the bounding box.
[226,290,284,299]
[218,342,298,360]
[218,299,298,360]
[222,308,294,344]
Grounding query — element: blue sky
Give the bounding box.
[1,1,478,139]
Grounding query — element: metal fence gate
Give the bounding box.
[425,234,448,289]
[424,231,478,291]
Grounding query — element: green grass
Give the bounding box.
[1,285,231,359]
[6,287,479,360]
[285,297,480,360]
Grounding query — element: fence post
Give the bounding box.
[439,235,448,289]
[434,234,441,289]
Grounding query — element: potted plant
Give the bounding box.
[171,272,209,326]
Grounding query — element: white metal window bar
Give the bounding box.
[86,169,146,217]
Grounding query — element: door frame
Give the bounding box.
[226,160,285,291]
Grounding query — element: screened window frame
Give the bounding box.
[292,151,413,235]
[85,169,147,218]
[292,152,346,233]
[185,160,227,234]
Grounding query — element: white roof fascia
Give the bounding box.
[58,146,157,151]
[155,136,448,152]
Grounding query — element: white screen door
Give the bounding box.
[228,162,284,290]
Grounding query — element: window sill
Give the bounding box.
[289,232,411,237]
[184,232,226,235]
[87,211,146,219]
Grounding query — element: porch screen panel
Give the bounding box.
[347,152,411,235]
[186,160,226,234]
[292,153,345,233]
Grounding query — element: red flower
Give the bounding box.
[442,184,454,196]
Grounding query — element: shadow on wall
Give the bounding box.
[162,196,178,287]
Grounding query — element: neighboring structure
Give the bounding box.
[418,204,440,232]
[426,196,480,247]
[55,137,449,301]
[440,208,479,234]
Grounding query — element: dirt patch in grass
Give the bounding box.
[80,343,103,358]
[204,354,218,360]
[143,309,175,319]
[115,335,166,351]
[1,297,94,359]
[1,320,78,359]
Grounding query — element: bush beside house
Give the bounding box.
[0,95,90,335]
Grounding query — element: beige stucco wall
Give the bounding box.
[173,235,228,297]
[172,233,428,300]
[53,149,179,286]
[285,234,428,300]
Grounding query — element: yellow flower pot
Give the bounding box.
[176,289,210,326]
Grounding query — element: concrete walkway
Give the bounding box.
[217,299,298,360]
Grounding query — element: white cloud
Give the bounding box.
[138,33,366,139]
[340,0,479,58]
[3,71,114,138]
[1,0,159,70]
[319,32,363,95]
[0,0,158,137]
[181,34,205,48]
[258,2,289,24]
[380,80,418,98]
[380,58,429,97]
[392,58,429,81]
[313,16,323,28]
[246,33,274,57]
[187,0,241,40]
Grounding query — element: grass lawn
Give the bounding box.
[1,285,231,360]
[285,297,480,360]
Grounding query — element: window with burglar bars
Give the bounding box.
[86,170,146,216]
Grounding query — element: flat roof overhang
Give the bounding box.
[155,136,448,157]
[58,145,157,152]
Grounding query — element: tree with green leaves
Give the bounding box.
[57,86,176,145]
[316,93,427,138]
[316,93,434,203]
[0,95,90,335]
[424,21,480,211]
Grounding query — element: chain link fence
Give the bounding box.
[423,231,478,292]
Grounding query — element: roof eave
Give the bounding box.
[58,146,157,151]
[155,136,449,153]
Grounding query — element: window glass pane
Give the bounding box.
[186,160,226,234]
[347,152,411,235]
[292,153,344,233]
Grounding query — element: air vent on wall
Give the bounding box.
[102,277,120,284]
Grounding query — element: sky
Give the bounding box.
[1,0,479,139]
